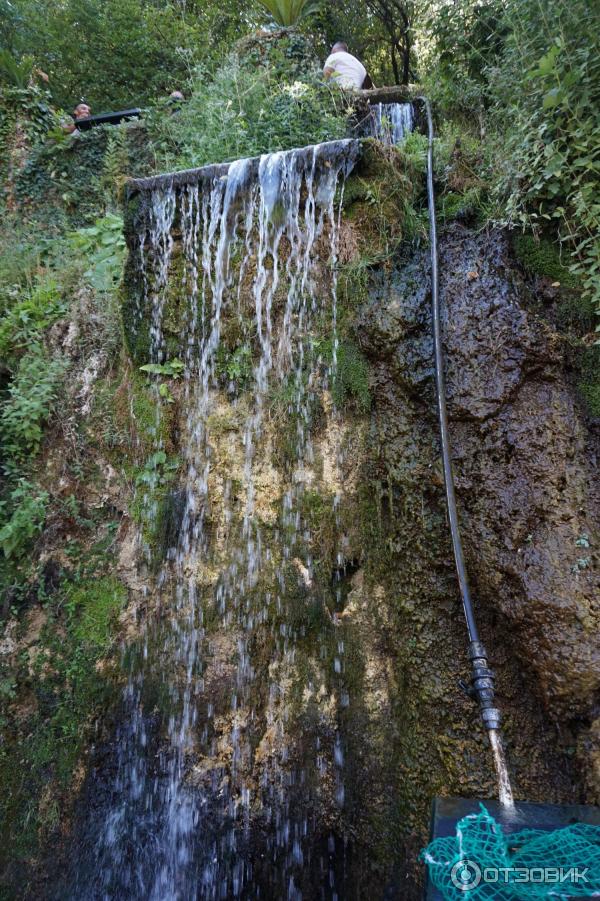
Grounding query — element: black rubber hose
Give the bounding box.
[420,96,502,733]
[422,97,479,644]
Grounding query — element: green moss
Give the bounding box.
[578,345,600,417]
[579,381,600,417]
[332,340,371,412]
[554,292,596,335]
[437,187,483,224]
[511,237,597,416]
[130,375,165,449]
[337,259,371,324]
[65,577,127,650]
[270,371,324,471]
[513,233,580,289]
[0,575,126,882]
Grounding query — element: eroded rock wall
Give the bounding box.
[357,226,599,843]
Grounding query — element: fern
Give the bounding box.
[102,125,130,205]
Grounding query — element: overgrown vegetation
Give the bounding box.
[151,37,350,170]
[423,0,600,319]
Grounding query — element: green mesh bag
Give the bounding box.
[422,805,600,899]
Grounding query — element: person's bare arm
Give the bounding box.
[323,66,335,80]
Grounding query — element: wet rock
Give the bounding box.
[438,228,599,724]
[359,257,433,397]
[361,224,599,798]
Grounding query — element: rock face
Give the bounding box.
[359,225,600,810]
[441,230,599,716]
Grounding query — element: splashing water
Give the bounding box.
[71,139,360,900]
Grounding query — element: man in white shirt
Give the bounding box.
[323,42,371,90]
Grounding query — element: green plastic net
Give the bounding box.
[422,805,600,899]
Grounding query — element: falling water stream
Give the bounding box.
[71,139,360,901]
[489,729,515,808]
[367,102,413,144]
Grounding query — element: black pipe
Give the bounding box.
[421,97,501,735]
[75,108,142,130]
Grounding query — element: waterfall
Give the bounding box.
[72,139,360,901]
[367,102,414,145]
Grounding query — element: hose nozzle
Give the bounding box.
[468,641,501,732]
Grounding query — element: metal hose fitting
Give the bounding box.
[469,641,501,732]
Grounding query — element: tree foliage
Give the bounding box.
[1,0,262,110]
[363,0,415,85]
[423,0,600,317]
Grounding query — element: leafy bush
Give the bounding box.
[152,56,349,170]
[0,347,65,463]
[495,4,600,314]
[0,279,68,363]
[69,213,126,293]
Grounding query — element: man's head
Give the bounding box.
[73,103,91,120]
[331,42,348,54]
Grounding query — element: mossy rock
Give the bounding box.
[342,140,425,259]
[577,345,600,418]
[513,232,580,290]
[0,575,126,884]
